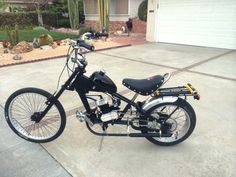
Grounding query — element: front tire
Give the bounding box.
[5,88,66,143]
[141,98,196,146]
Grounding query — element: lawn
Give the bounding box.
[0,29,80,42]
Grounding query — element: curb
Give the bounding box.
[0,44,132,69]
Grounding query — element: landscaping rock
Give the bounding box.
[61,38,71,46]
[51,44,57,49]
[13,54,22,60]
[33,38,40,48]
[11,41,33,54]
[4,49,9,54]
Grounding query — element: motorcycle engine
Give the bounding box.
[96,97,120,122]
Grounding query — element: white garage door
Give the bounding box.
[157,0,236,49]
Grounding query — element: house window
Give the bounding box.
[110,0,129,15]
[84,0,129,15]
[84,0,98,14]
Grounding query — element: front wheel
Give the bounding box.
[5,88,66,143]
[140,98,196,146]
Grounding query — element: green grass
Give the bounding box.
[0,29,80,42]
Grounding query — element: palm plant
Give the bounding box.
[98,0,110,32]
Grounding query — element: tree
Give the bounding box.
[45,0,68,14]
[33,0,50,26]
[0,0,6,11]
[138,0,148,21]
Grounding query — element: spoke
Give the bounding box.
[8,92,61,140]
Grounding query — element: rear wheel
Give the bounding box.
[5,88,66,143]
[140,98,196,146]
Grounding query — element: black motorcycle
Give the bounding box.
[4,40,200,146]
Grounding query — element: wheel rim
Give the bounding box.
[149,105,191,143]
[8,92,62,141]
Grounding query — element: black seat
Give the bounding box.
[122,75,164,95]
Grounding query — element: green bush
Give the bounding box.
[79,27,95,36]
[0,12,59,29]
[58,19,70,28]
[33,26,47,31]
[138,0,148,21]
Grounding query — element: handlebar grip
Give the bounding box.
[77,40,95,51]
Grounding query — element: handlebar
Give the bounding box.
[71,39,95,51]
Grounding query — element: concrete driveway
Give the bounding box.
[0,43,235,177]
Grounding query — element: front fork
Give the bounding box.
[31,67,84,123]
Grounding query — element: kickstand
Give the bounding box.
[98,128,107,152]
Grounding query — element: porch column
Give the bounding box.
[146,0,159,42]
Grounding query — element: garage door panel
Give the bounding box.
[158,0,236,49]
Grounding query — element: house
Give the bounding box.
[83,0,146,33]
[146,0,236,49]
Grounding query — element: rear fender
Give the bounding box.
[142,97,178,111]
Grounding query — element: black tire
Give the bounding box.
[5,88,66,143]
[141,98,196,146]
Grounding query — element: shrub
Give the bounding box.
[138,0,148,21]
[58,19,70,28]
[0,12,59,29]
[38,34,54,46]
[79,27,95,36]
[33,26,47,31]
[0,12,35,28]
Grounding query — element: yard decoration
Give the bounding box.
[38,34,54,46]
[67,0,80,29]
[11,41,33,54]
[98,0,110,32]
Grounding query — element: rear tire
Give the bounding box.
[5,88,66,143]
[141,98,196,146]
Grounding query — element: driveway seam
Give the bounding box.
[39,144,74,177]
[95,52,181,70]
[175,50,235,73]
[186,70,236,82]
[96,50,236,82]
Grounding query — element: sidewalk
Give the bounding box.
[0,104,72,177]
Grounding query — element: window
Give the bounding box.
[84,0,129,15]
[110,0,129,15]
[84,0,98,14]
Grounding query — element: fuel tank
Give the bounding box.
[90,71,117,93]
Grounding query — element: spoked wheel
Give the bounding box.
[141,98,196,146]
[5,88,66,143]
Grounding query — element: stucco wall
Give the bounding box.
[146,0,158,42]
[129,0,143,18]
[84,0,143,21]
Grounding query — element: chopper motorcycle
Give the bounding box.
[4,40,200,146]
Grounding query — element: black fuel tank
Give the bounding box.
[90,71,117,93]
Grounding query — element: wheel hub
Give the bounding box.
[31,112,42,123]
